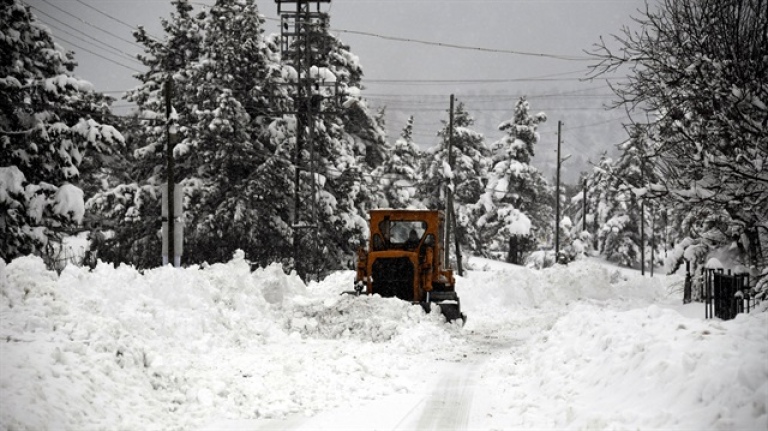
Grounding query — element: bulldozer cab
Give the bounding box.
[374,219,427,251]
[352,209,464,323]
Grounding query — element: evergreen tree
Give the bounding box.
[583,153,613,249]
[127,0,206,163]
[90,0,299,268]
[373,116,422,209]
[474,98,550,262]
[89,1,385,273]
[421,103,489,253]
[1,0,123,262]
[175,0,292,267]
[596,126,662,267]
[88,0,207,268]
[277,17,387,274]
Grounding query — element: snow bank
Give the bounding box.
[0,253,461,430]
[481,302,768,430]
[1,253,764,431]
[1,253,283,430]
[461,258,666,313]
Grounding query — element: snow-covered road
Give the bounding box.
[202,327,521,431]
[1,253,766,430]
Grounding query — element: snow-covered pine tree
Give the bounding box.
[421,102,489,254]
[302,18,386,168]
[596,125,663,267]
[88,0,207,268]
[1,0,123,262]
[276,17,385,274]
[127,0,205,159]
[474,97,550,263]
[372,116,423,209]
[174,0,295,267]
[583,153,613,249]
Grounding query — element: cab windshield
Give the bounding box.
[379,220,426,249]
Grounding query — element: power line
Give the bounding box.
[561,116,626,131]
[360,85,617,99]
[365,95,613,106]
[258,12,596,62]
[364,93,612,100]
[74,0,134,31]
[43,32,143,72]
[332,28,593,61]
[34,13,142,65]
[381,106,614,112]
[72,0,164,42]
[362,68,592,86]
[364,77,602,85]
[37,0,141,47]
[71,86,616,102]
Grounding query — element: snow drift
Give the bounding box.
[1,253,765,431]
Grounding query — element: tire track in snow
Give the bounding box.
[413,362,478,431]
[393,331,521,431]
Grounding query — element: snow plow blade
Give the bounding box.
[439,303,467,325]
[422,291,466,325]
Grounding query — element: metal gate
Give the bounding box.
[703,269,753,320]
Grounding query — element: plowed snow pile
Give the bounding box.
[1,252,765,431]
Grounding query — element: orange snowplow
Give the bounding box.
[349,209,466,323]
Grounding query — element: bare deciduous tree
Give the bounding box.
[589,0,768,269]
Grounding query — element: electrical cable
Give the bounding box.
[73,0,163,42]
[359,85,615,99]
[38,0,142,47]
[380,106,612,112]
[363,77,623,86]
[40,32,143,72]
[257,11,594,62]
[332,28,593,61]
[561,116,626,131]
[34,14,143,65]
[73,0,134,31]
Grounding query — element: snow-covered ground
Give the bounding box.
[1,252,766,431]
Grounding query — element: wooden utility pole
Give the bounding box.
[446,94,463,276]
[445,94,453,268]
[165,77,175,266]
[582,179,587,232]
[641,198,645,275]
[555,120,562,261]
[640,157,645,276]
[650,203,655,277]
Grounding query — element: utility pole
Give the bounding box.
[641,198,645,275]
[650,203,655,277]
[640,154,645,276]
[582,179,587,232]
[445,94,463,276]
[165,77,175,266]
[662,206,669,259]
[276,0,334,280]
[555,120,562,261]
[445,94,453,268]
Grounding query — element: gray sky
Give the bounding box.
[25,0,647,183]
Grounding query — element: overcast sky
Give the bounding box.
[25,0,648,183]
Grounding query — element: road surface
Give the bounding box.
[200,330,524,431]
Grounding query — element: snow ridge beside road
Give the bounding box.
[1,253,766,431]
